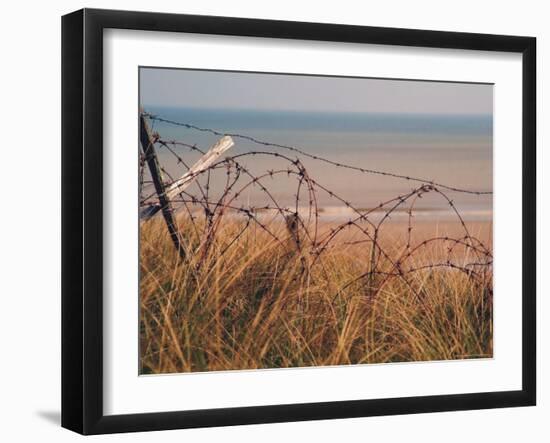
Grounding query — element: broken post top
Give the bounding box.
[165,135,234,200]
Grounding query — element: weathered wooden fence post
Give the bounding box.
[139,113,186,259]
[164,135,235,200]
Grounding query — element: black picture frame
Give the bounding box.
[62,8,536,435]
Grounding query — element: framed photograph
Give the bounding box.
[62,8,536,435]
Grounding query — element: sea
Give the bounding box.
[142,106,493,222]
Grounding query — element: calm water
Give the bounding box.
[142,106,493,221]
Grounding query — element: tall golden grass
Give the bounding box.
[139,216,492,374]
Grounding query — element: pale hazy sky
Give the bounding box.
[140,67,493,115]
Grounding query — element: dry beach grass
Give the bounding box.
[139,216,492,374]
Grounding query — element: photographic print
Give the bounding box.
[138,68,493,375]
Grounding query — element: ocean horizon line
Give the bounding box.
[142,105,493,119]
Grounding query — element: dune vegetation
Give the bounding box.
[139,215,492,374]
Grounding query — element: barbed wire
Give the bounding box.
[140,112,493,305]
